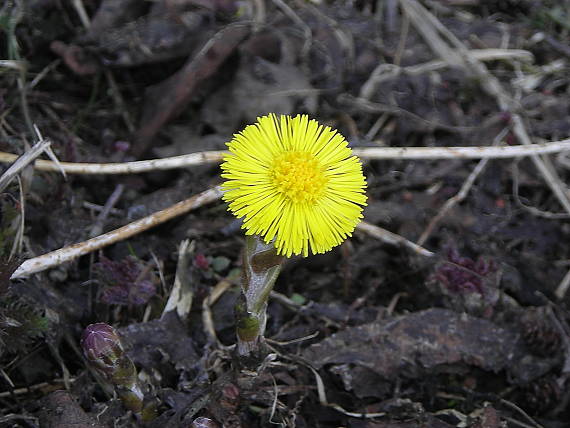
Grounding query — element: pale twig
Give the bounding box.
[33,125,66,179]
[3,141,570,176]
[0,150,227,174]
[398,0,463,67]
[266,331,319,346]
[28,59,60,89]
[417,127,510,245]
[0,139,51,192]
[356,221,434,257]
[0,60,26,71]
[11,187,223,279]
[0,140,51,261]
[354,140,570,160]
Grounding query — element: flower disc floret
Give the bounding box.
[221,114,367,257]
[270,151,327,203]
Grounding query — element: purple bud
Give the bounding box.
[81,323,125,378]
[81,323,144,413]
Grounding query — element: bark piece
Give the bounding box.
[304,308,551,384]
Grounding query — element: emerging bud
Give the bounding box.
[81,323,124,378]
[81,323,144,414]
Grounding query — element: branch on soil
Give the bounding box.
[10,187,223,279]
[3,140,570,175]
[0,138,51,193]
[356,221,434,258]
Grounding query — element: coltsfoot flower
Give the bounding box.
[221,114,367,257]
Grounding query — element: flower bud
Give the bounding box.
[81,323,144,414]
[81,323,124,379]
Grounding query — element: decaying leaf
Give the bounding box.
[304,308,555,388]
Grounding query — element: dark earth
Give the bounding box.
[1,0,570,427]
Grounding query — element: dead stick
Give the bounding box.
[2,141,570,175]
[356,221,434,257]
[11,187,223,279]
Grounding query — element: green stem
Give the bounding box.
[235,234,284,358]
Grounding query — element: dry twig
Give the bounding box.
[0,139,51,192]
[356,221,434,257]
[11,187,223,279]
[3,141,570,176]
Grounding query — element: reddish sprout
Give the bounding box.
[81,323,124,378]
[434,248,495,295]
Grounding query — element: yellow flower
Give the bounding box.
[221,114,367,257]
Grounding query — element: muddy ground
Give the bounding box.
[1,0,570,427]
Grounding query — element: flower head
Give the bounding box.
[221,114,367,257]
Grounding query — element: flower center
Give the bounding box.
[270,151,327,203]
